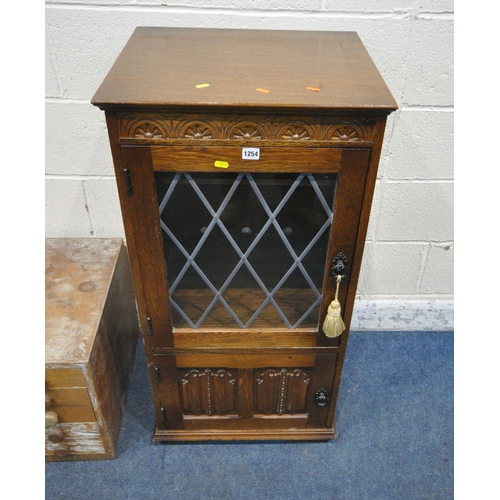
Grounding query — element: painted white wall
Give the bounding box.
[45,1,454,329]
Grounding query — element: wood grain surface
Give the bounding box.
[45,239,140,460]
[91,27,397,441]
[45,239,124,363]
[92,27,398,111]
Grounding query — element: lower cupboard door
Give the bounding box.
[151,353,338,439]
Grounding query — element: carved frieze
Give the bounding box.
[117,113,374,143]
[122,116,168,139]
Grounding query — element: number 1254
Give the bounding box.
[242,148,260,160]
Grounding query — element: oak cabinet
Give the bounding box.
[92,27,397,441]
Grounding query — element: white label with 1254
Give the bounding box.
[242,148,260,160]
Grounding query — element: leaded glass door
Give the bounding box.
[156,171,336,331]
[119,144,372,437]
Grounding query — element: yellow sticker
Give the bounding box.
[196,83,210,88]
[214,160,229,169]
[255,88,270,93]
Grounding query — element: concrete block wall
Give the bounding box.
[45,0,454,330]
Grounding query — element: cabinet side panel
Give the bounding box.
[343,117,388,328]
[104,112,148,340]
[328,118,388,427]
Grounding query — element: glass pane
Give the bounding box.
[156,172,336,329]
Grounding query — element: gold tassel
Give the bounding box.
[322,275,346,338]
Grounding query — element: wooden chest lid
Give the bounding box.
[91,27,397,112]
[45,239,124,365]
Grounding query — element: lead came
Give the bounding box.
[157,172,333,329]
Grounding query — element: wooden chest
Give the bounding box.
[91,28,397,441]
[45,238,140,460]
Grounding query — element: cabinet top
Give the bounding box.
[91,27,397,112]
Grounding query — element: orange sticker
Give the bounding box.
[255,88,270,94]
[306,86,321,92]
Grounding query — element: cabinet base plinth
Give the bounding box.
[152,421,337,442]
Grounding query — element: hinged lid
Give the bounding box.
[45,238,123,364]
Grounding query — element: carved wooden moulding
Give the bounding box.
[255,368,311,416]
[117,113,375,144]
[179,369,237,416]
[177,367,311,417]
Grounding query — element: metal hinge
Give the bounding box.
[146,317,154,336]
[123,168,133,196]
[155,366,162,383]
